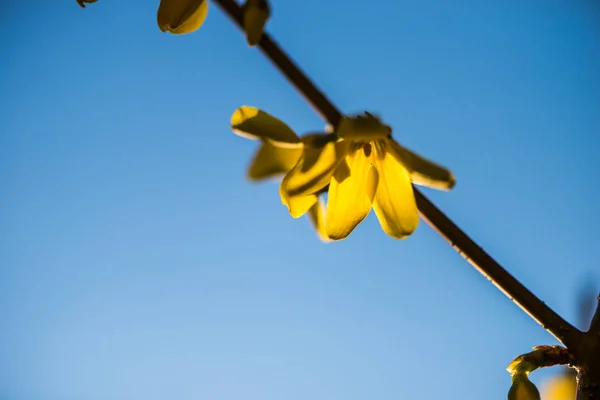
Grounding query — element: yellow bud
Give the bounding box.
[157,0,208,35]
[242,0,271,46]
[508,374,541,400]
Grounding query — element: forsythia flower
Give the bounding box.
[157,0,209,34]
[242,0,271,46]
[232,107,455,241]
[281,112,456,240]
[231,106,330,242]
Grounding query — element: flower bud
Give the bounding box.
[242,0,271,46]
[157,0,208,35]
[508,374,541,400]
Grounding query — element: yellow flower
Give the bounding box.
[281,112,456,240]
[157,0,209,35]
[231,106,330,242]
[242,0,271,46]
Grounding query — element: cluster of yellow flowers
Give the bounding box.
[231,106,456,241]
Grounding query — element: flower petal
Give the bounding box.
[279,181,318,218]
[283,136,348,197]
[157,0,208,34]
[308,198,331,243]
[336,112,392,141]
[389,140,456,190]
[247,142,302,181]
[325,147,379,240]
[373,141,419,239]
[231,106,301,148]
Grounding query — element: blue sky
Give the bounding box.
[1,0,599,399]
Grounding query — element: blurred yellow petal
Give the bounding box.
[283,137,348,197]
[308,198,331,243]
[541,373,576,400]
[243,0,270,46]
[373,140,419,239]
[231,106,301,148]
[336,112,391,141]
[157,0,208,34]
[389,140,456,190]
[325,147,378,240]
[247,142,302,181]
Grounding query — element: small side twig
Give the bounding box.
[507,345,576,375]
[588,293,600,335]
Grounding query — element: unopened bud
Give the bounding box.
[157,0,209,35]
[508,374,541,400]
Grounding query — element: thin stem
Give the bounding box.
[415,192,581,349]
[213,0,341,125]
[507,345,575,374]
[212,0,583,350]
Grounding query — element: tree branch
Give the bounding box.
[588,293,600,335]
[212,0,583,350]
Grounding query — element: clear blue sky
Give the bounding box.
[1,1,599,399]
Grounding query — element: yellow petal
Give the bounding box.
[389,140,456,190]
[231,106,301,148]
[247,142,302,181]
[279,181,318,218]
[283,136,348,197]
[243,0,270,46]
[336,112,392,141]
[308,198,331,243]
[325,146,379,240]
[372,140,419,239]
[157,0,208,34]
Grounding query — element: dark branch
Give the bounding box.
[415,192,581,349]
[211,0,583,350]
[588,293,600,335]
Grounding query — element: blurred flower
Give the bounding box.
[281,112,456,240]
[541,371,576,400]
[242,0,270,46]
[231,106,330,242]
[157,0,209,34]
[76,0,97,8]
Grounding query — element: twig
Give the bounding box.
[211,0,583,350]
[588,293,600,335]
